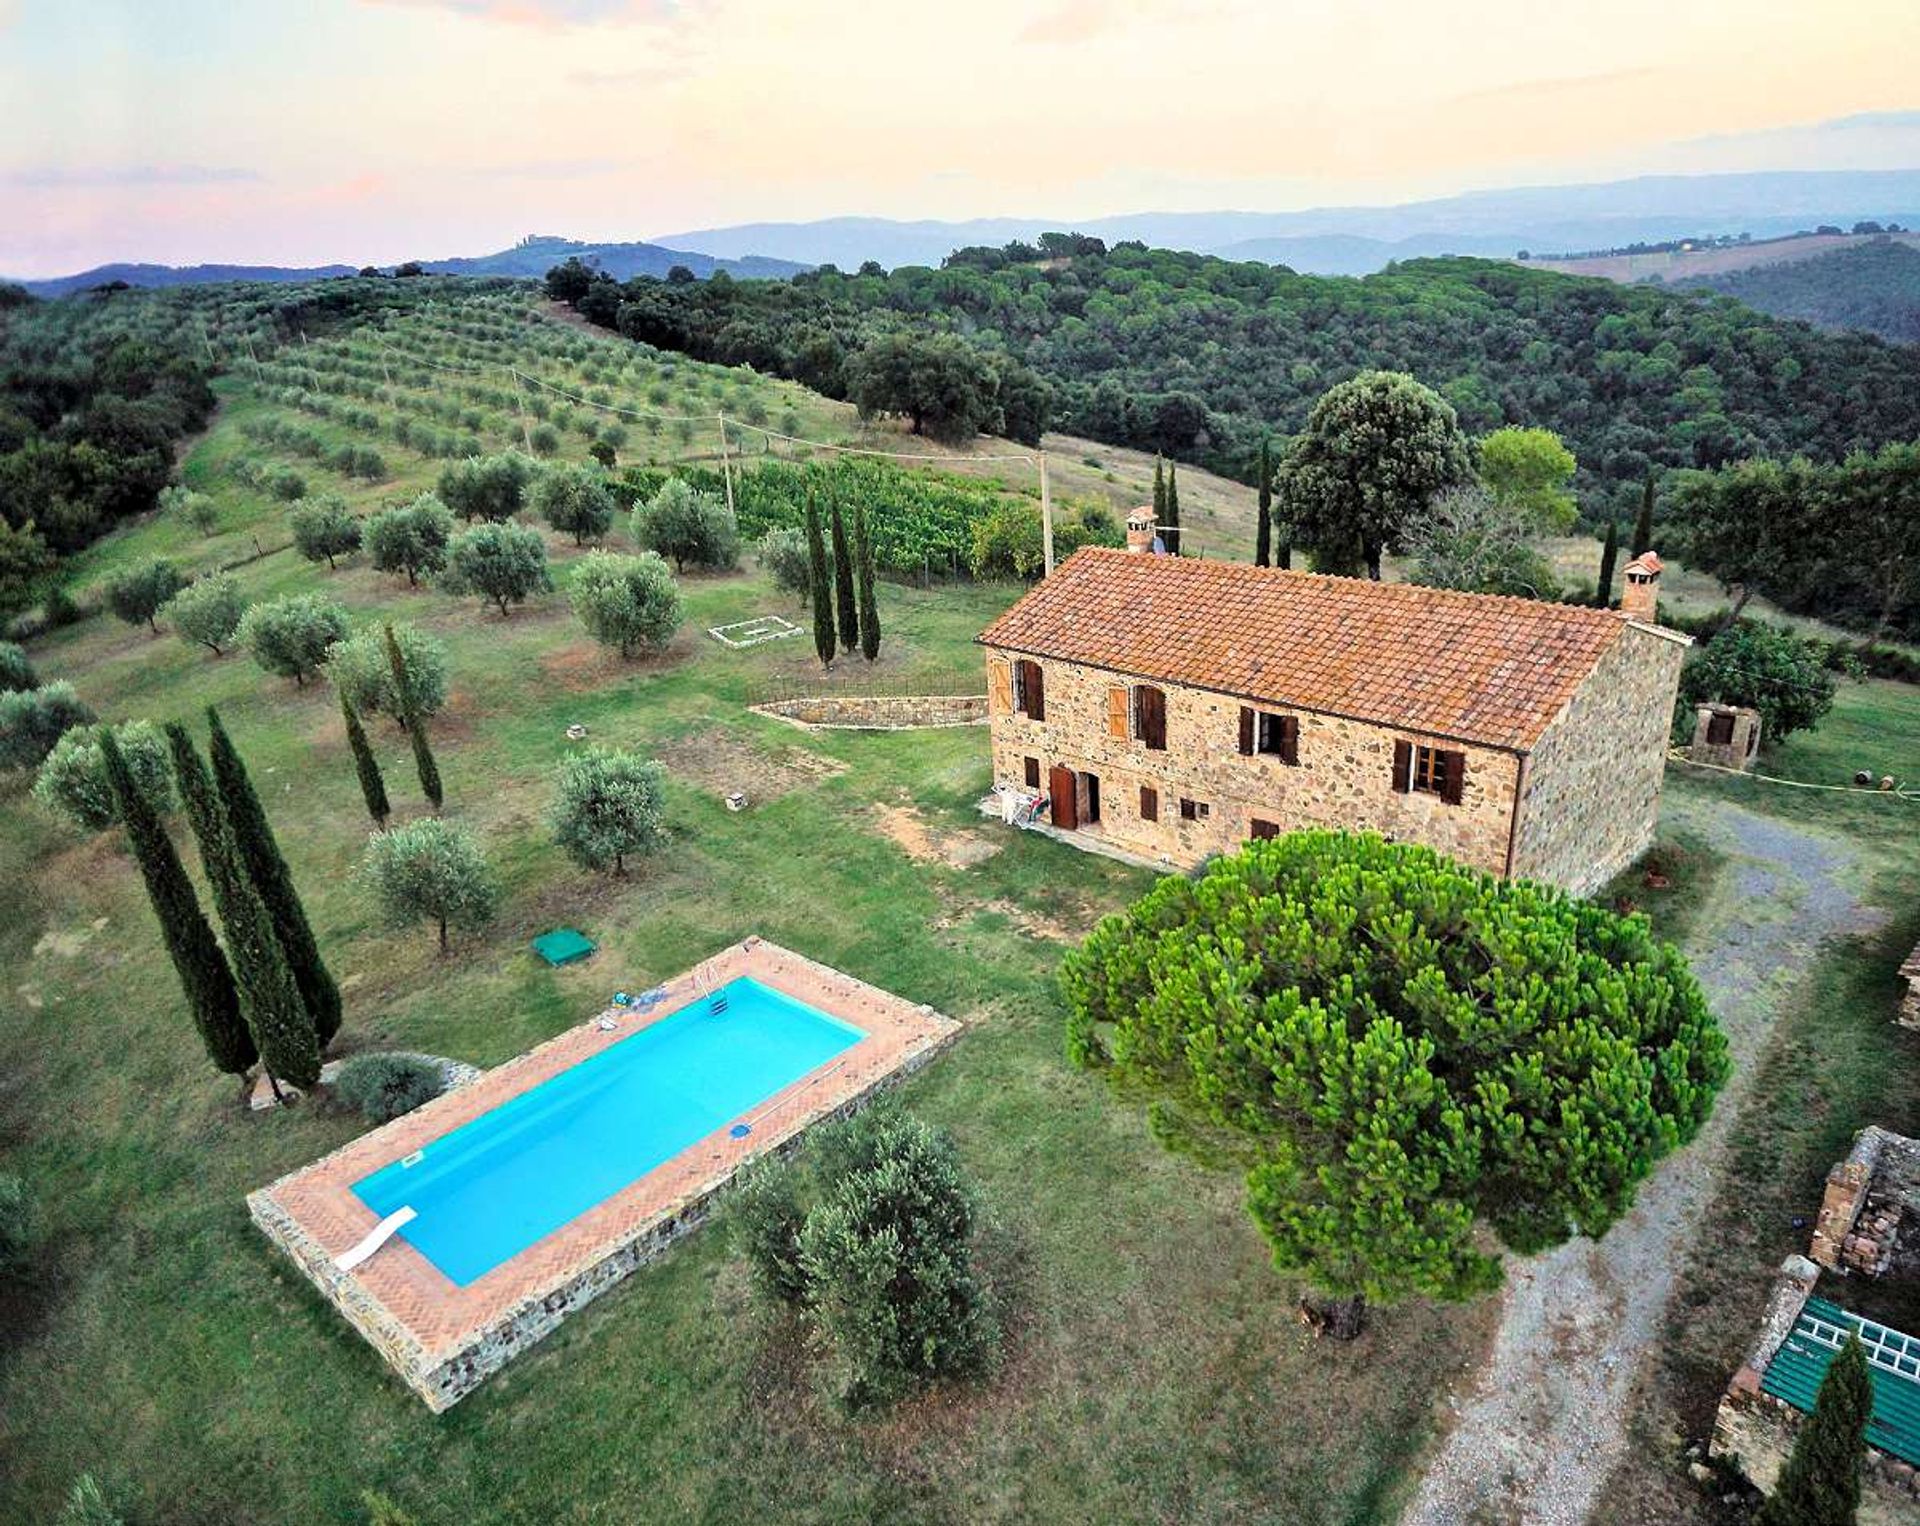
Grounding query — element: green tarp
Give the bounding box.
[532,928,596,967]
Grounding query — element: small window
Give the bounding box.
[1706,711,1735,745]
[1395,742,1466,805]
[1133,685,1167,750]
[1178,797,1208,821]
[1023,755,1040,789]
[1239,708,1300,764]
[1249,818,1281,841]
[1013,659,1045,721]
[1139,785,1159,822]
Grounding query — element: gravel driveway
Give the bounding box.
[1402,800,1881,1526]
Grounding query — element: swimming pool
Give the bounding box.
[353,976,863,1285]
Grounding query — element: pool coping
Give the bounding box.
[247,936,961,1411]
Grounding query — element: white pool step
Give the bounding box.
[335,1205,417,1272]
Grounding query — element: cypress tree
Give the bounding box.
[385,624,442,808]
[206,707,342,1048]
[341,693,389,826]
[830,502,858,654]
[853,502,881,662]
[1595,519,1621,608]
[1757,1332,1873,1526]
[1631,471,1656,558]
[806,494,835,667]
[167,724,319,1094]
[1164,464,1182,555]
[1152,457,1166,519]
[102,728,254,1080]
[1254,437,1273,568]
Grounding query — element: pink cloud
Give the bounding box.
[362,0,684,28]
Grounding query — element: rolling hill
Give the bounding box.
[1676,238,1920,344]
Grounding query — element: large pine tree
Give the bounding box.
[853,502,881,662]
[206,707,342,1048]
[1758,1333,1874,1526]
[385,624,442,808]
[101,728,255,1081]
[805,495,834,667]
[340,693,390,826]
[1254,436,1273,568]
[167,724,320,1094]
[830,502,858,654]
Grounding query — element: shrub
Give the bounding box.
[532,463,617,545]
[633,477,738,571]
[756,526,811,603]
[568,550,682,657]
[1678,620,1839,745]
[0,640,37,692]
[159,483,220,534]
[968,501,1046,580]
[364,493,454,586]
[0,1171,32,1275]
[289,494,363,569]
[0,681,95,770]
[735,1104,996,1409]
[438,452,533,522]
[332,1053,444,1123]
[442,521,552,615]
[266,465,308,501]
[103,557,184,633]
[162,573,246,655]
[239,593,351,685]
[326,622,448,725]
[33,719,175,832]
[588,439,617,469]
[549,747,668,873]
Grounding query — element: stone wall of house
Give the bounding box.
[982,648,1521,877]
[1507,624,1689,897]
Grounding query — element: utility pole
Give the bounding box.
[512,369,533,453]
[717,414,737,520]
[1039,452,1054,577]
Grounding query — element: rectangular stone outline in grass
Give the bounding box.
[708,615,803,649]
[247,937,961,1411]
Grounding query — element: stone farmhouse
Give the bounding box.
[976,537,1690,896]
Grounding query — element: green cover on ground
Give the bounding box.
[531,928,596,967]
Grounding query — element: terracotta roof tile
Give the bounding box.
[977,548,1630,751]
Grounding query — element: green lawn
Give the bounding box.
[0,369,1487,1525]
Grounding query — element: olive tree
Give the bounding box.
[325,622,448,725]
[441,521,552,615]
[162,573,246,655]
[437,452,533,523]
[364,493,454,586]
[361,817,498,953]
[756,526,811,603]
[238,593,350,686]
[0,641,40,693]
[549,747,667,874]
[289,494,362,570]
[104,557,185,633]
[568,550,682,657]
[32,720,175,831]
[0,682,95,770]
[1062,830,1726,1335]
[632,478,738,572]
[532,463,617,546]
[1275,371,1473,578]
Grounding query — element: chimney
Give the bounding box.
[1621,550,1662,621]
[1126,506,1158,555]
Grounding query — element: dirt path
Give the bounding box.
[1403,800,1881,1526]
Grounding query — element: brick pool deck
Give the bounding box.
[248,937,961,1411]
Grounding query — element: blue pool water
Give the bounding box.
[353,977,864,1286]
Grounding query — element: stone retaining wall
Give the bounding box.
[754,694,987,730]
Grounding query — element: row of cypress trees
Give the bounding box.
[339,623,444,828]
[805,496,881,666]
[106,709,339,1097]
[1151,457,1182,555]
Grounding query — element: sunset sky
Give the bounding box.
[3,0,1918,276]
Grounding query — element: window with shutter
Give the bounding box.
[1179,797,1198,821]
[1250,818,1280,840]
[988,658,1012,714]
[1252,711,1298,763]
[1139,785,1158,822]
[1392,740,1412,791]
[1441,750,1466,805]
[1107,685,1130,740]
[1134,686,1166,750]
[1280,715,1300,766]
[1015,660,1045,721]
[1405,744,1467,804]
[1238,706,1255,755]
[1023,756,1040,789]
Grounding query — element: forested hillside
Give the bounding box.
[1677,238,1920,345]
[556,241,1920,510]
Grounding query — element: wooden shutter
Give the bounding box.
[1018,660,1045,721]
[1238,706,1254,755]
[1440,750,1467,805]
[1048,764,1077,829]
[1391,740,1412,792]
[1280,716,1300,766]
[1107,685,1130,740]
[988,658,1012,714]
[1139,785,1158,822]
[1138,686,1166,750]
[1250,818,1280,840]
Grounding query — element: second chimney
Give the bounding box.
[1126,506,1158,555]
[1621,550,1663,621]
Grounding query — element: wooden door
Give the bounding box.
[1048,765,1078,830]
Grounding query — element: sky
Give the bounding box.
[2,0,1918,276]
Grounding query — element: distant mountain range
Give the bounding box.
[655,169,1920,276]
[10,236,807,299]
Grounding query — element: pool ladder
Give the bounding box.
[692,967,728,1015]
